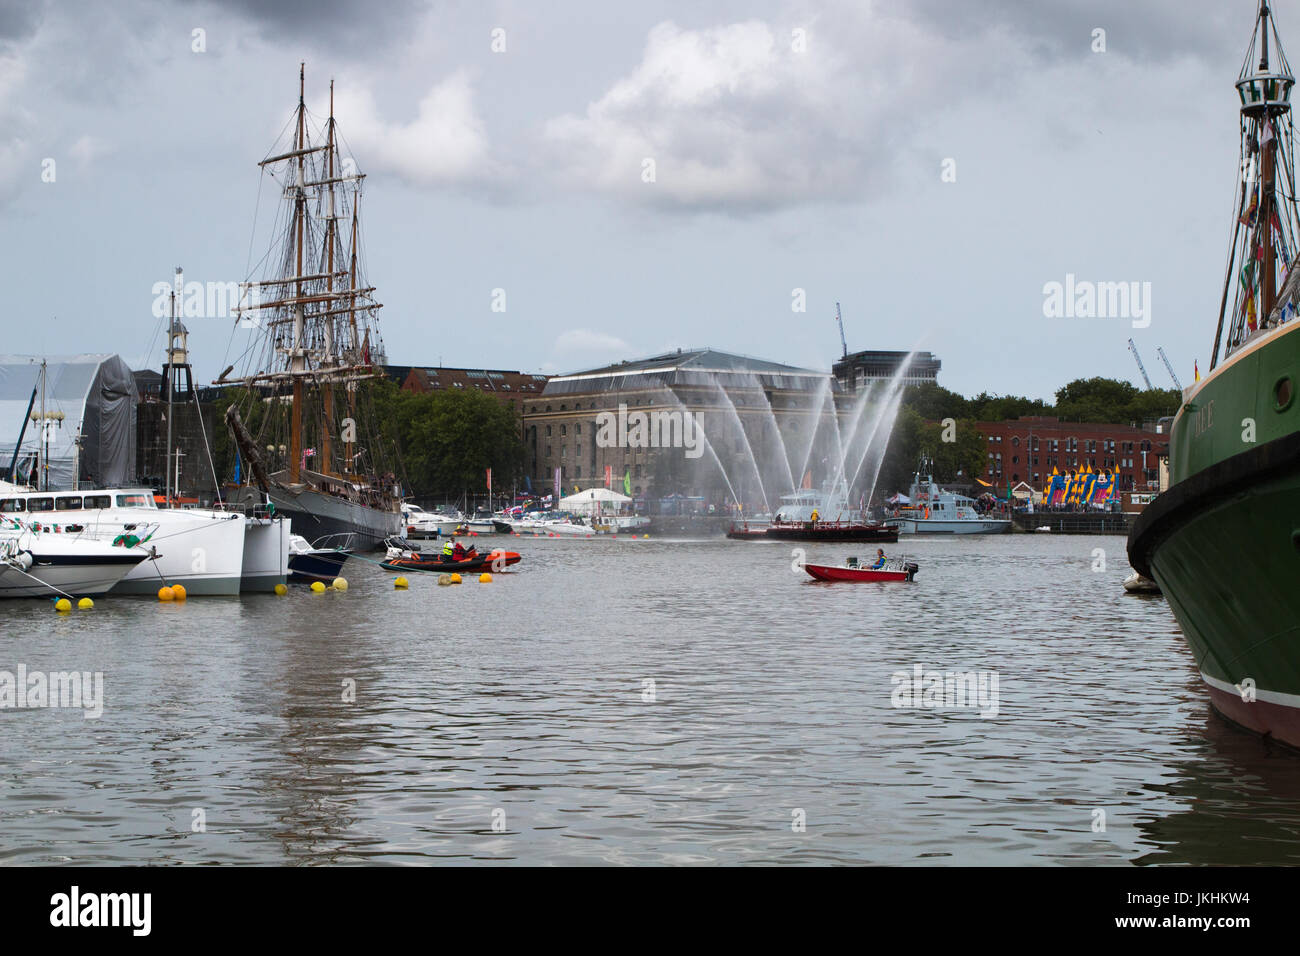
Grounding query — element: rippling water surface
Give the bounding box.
[3,532,1300,865]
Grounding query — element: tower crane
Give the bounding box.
[1128,338,1154,390]
[1155,346,1183,390]
[835,302,848,358]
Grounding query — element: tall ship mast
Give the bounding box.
[222,65,401,548]
[1129,2,1300,749]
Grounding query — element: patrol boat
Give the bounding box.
[886,458,1010,534]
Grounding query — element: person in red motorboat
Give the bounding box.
[869,548,887,569]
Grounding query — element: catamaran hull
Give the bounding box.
[111,516,247,595]
[269,486,401,551]
[0,553,145,598]
[241,517,290,592]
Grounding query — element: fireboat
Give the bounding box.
[726,483,899,542]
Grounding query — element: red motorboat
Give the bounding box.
[803,559,919,582]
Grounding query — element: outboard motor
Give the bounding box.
[904,561,919,581]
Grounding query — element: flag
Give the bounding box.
[1240,185,1259,226]
[604,465,612,489]
[554,467,561,502]
[802,470,813,490]
[1194,360,1200,382]
[233,452,241,485]
[486,468,492,495]
[624,468,631,496]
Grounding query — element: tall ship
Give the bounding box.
[222,66,402,549]
[1129,2,1300,749]
[886,458,1010,535]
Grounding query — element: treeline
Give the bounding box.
[369,378,526,498]
[873,377,1182,493]
[207,379,526,499]
[900,377,1181,425]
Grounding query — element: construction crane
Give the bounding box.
[1128,338,1154,390]
[1155,346,1183,390]
[835,301,848,358]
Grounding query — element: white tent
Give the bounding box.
[558,488,632,514]
[0,354,138,489]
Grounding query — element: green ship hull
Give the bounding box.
[1129,321,1300,747]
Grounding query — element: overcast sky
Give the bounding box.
[0,0,1266,399]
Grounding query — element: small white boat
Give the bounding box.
[1123,570,1162,594]
[0,531,149,598]
[400,503,442,539]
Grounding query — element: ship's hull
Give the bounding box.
[269,485,402,551]
[1129,321,1300,749]
[763,523,899,542]
[890,517,1011,535]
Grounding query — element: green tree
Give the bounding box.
[874,408,986,494]
[900,382,970,420]
[968,391,1054,421]
[1053,377,1140,422]
[375,384,525,497]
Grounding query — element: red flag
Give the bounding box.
[604,465,612,488]
[486,468,492,494]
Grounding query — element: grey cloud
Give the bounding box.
[0,0,46,50]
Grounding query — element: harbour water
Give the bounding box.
[3,534,1298,866]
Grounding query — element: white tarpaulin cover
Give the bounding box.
[0,354,137,489]
[559,488,632,513]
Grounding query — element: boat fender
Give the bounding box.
[15,550,33,570]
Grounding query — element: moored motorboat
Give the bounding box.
[400,503,442,539]
[288,533,354,583]
[0,529,150,597]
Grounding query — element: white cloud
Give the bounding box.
[551,328,633,366]
[544,20,855,208]
[333,71,490,186]
[69,135,111,167]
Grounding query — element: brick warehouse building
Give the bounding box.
[385,365,551,405]
[973,415,1169,495]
